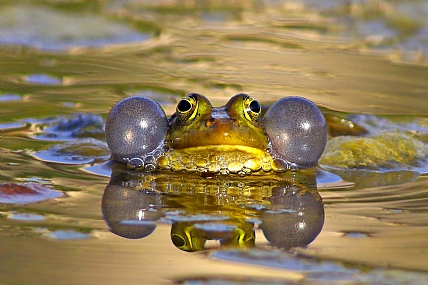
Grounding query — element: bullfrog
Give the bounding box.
[105,93,327,175]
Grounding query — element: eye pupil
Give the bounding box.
[171,234,186,247]
[249,100,261,113]
[177,99,192,112]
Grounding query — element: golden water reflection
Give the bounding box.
[2,1,428,284]
[102,163,324,252]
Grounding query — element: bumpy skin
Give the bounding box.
[167,93,268,150]
[105,96,168,163]
[105,94,327,174]
[263,97,328,169]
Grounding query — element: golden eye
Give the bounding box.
[176,94,198,121]
[243,96,261,122]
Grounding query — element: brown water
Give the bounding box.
[1,2,428,285]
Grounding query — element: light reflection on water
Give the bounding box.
[1,1,428,285]
[0,4,152,51]
[102,166,323,251]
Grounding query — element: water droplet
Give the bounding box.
[169,153,179,162]
[171,161,184,172]
[144,164,156,171]
[228,161,243,173]
[128,157,144,169]
[262,161,272,172]
[208,164,221,173]
[185,164,197,172]
[156,155,170,169]
[272,158,289,172]
[195,158,208,168]
[181,156,191,165]
[144,155,155,164]
[152,149,163,158]
[244,159,261,172]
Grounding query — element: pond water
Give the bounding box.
[1,2,428,285]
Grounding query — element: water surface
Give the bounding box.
[1,2,428,285]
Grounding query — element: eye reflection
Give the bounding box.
[101,163,324,251]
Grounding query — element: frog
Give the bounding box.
[105,93,328,176]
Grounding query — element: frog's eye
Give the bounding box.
[176,95,198,121]
[243,96,261,122]
[171,233,187,249]
[170,222,206,252]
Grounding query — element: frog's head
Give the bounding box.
[167,93,268,151]
[105,93,327,174]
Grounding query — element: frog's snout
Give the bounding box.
[205,117,237,127]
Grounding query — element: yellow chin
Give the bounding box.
[157,145,274,175]
[173,145,267,156]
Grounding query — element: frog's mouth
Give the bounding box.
[174,145,268,156]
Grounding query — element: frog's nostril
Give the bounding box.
[206,117,238,127]
[206,117,215,127]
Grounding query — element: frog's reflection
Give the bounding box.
[101,183,164,239]
[102,163,324,251]
[260,185,324,249]
[170,216,255,251]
